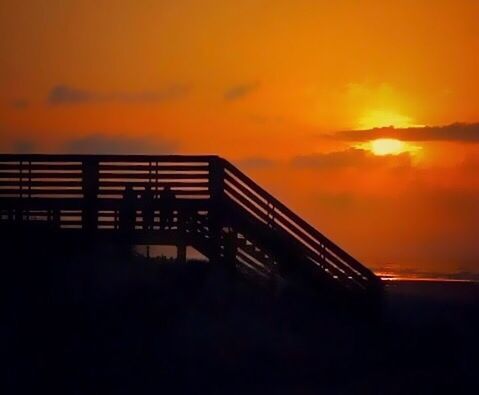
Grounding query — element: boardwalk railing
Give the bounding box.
[222,159,379,291]
[0,154,214,229]
[0,154,381,294]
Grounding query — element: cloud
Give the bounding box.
[48,85,93,104]
[224,82,260,101]
[291,148,411,170]
[10,99,29,109]
[48,84,190,105]
[63,134,179,154]
[12,140,36,153]
[2,133,179,155]
[334,123,479,143]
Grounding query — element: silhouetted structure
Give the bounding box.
[142,185,155,231]
[120,185,137,234]
[160,185,175,230]
[0,154,382,299]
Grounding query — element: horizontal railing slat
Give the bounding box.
[0,163,83,171]
[0,189,83,196]
[99,164,209,172]
[99,172,208,180]
[98,181,209,188]
[0,180,83,187]
[0,172,82,179]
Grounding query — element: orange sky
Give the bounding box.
[1,0,478,277]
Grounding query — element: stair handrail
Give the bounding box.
[220,159,379,287]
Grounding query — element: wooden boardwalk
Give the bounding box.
[0,154,382,297]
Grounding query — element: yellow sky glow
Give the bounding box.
[358,110,417,130]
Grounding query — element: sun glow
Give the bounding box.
[354,110,423,156]
[370,138,406,156]
[355,138,421,156]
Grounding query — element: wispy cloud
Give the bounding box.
[333,123,479,143]
[2,134,179,155]
[11,140,36,153]
[291,148,411,170]
[224,82,260,101]
[63,134,179,154]
[10,99,29,109]
[48,84,190,105]
[48,86,92,104]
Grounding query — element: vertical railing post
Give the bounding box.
[82,157,99,232]
[17,161,25,222]
[27,160,32,222]
[209,157,224,263]
[209,156,224,207]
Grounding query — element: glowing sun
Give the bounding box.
[354,110,423,156]
[370,138,405,155]
[357,138,421,156]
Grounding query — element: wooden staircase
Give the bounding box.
[0,154,382,298]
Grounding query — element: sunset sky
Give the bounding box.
[1,0,478,278]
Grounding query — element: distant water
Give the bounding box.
[376,270,479,283]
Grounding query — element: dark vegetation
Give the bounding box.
[2,236,479,394]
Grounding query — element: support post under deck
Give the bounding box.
[177,244,187,264]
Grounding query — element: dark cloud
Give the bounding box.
[48,85,93,104]
[334,123,479,143]
[48,84,190,105]
[63,134,179,155]
[12,140,36,153]
[291,148,411,170]
[224,82,260,101]
[10,99,29,109]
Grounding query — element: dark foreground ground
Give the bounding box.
[2,243,478,394]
